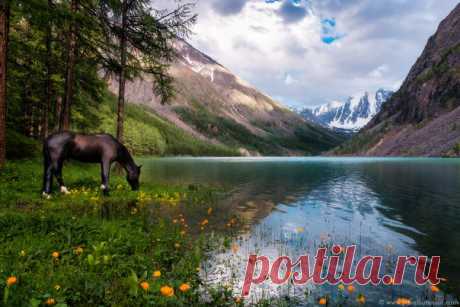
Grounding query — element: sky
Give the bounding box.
[156,0,459,109]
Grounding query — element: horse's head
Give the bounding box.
[127,165,142,191]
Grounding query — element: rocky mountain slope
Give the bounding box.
[334,3,460,157]
[298,89,393,132]
[108,40,344,156]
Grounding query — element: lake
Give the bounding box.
[141,157,460,305]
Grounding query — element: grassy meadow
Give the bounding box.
[0,159,244,306]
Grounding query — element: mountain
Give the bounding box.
[107,40,345,156]
[298,89,393,133]
[334,3,460,157]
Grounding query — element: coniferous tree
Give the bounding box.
[0,0,9,167]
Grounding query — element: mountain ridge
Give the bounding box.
[333,3,460,157]
[107,39,345,156]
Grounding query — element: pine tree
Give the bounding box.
[0,0,9,167]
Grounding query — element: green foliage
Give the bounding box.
[0,160,241,306]
[453,143,460,156]
[6,130,40,159]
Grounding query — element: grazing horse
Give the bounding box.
[42,132,141,197]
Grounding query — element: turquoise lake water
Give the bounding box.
[142,157,460,305]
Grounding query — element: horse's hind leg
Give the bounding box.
[42,150,53,197]
[54,159,69,194]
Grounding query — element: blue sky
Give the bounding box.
[157,0,459,108]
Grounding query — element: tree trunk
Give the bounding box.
[42,0,53,139]
[59,0,78,132]
[116,0,128,143]
[0,1,9,167]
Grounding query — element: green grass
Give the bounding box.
[0,160,243,306]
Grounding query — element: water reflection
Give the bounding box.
[142,157,460,304]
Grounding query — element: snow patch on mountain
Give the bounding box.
[299,89,393,132]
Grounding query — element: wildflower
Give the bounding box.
[19,250,26,257]
[173,219,178,224]
[338,284,344,291]
[180,218,185,223]
[347,285,355,293]
[54,285,61,291]
[160,285,174,297]
[319,297,327,305]
[196,267,200,272]
[6,276,17,287]
[207,207,213,215]
[179,283,191,292]
[200,226,204,231]
[153,270,161,278]
[201,219,209,226]
[45,298,56,305]
[180,230,186,236]
[52,251,60,259]
[140,281,150,291]
[396,298,411,305]
[74,247,84,256]
[431,285,440,293]
[357,294,366,304]
[175,243,181,248]
[235,297,242,303]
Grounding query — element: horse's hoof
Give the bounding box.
[60,186,70,194]
[42,192,51,199]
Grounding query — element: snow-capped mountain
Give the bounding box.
[299,89,393,132]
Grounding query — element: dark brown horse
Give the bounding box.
[42,132,141,197]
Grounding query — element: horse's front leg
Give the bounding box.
[42,160,53,198]
[101,160,111,196]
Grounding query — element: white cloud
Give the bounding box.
[154,0,459,108]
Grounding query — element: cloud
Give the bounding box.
[278,0,308,23]
[211,0,247,16]
[179,0,459,108]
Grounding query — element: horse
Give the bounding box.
[42,132,141,197]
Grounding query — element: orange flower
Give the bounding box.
[140,281,149,291]
[160,285,174,297]
[235,296,242,303]
[179,283,191,292]
[6,276,17,287]
[396,298,411,305]
[357,294,366,304]
[201,219,209,226]
[45,298,56,305]
[207,207,213,215]
[431,285,440,293]
[74,247,84,256]
[52,251,60,259]
[319,297,327,305]
[153,270,161,278]
[347,285,355,293]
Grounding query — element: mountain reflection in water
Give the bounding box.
[142,157,460,304]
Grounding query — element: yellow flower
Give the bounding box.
[54,284,61,291]
[6,276,17,287]
[319,297,327,305]
[179,283,191,292]
[52,251,60,259]
[173,219,178,224]
[174,243,181,248]
[140,281,149,291]
[74,247,84,256]
[347,285,355,293]
[357,294,366,304]
[160,285,174,297]
[153,270,161,278]
[338,284,345,291]
[180,230,186,236]
[431,285,440,293]
[20,250,26,257]
[45,298,56,305]
[396,298,411,305]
